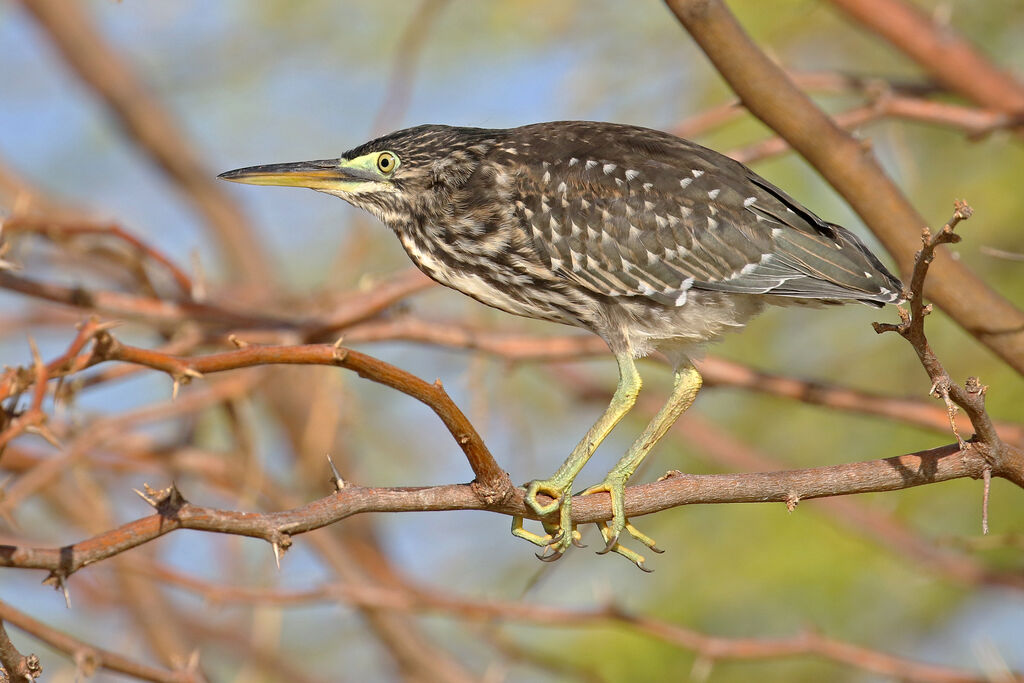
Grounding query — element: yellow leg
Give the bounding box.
[582,364,703,570]
[512,352,641,559]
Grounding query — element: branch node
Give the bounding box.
[965,376,987,397]
[785,492,799,512]
[133,482,187,517]
[332,336,348,362]
[72,648,99,678]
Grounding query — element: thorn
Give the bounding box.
[332,336,348,362]
[134,483,161,509]
[27,336,42,368]
[133,482,185,512]
[326,453,346,491]
[982,467,992,535]
[171,378,180,400]
[657,469,684,481]
[45,572,73,608]
[228,334,249,349]
[786,493,799,512]
[270,531,291,568]
[25,423,61,448]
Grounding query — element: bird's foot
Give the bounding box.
[581,476,663,572]
[512,479,583,560]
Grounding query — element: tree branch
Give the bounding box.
[663,0,1024,374]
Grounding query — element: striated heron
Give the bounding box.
[220,121,902,570]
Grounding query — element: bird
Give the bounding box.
[220,121,903,570]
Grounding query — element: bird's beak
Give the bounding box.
[218,158,377,191]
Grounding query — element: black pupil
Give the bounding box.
[380,155,391,170]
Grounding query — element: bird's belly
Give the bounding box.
[398,231,563,321]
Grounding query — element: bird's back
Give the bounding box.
[397,121,902,353]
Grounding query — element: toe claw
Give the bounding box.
[596,530,620,555]
[635,559,654,573]
[536,549,564,563]
[571,535,587,549]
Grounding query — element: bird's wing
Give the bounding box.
[511,142,902,308]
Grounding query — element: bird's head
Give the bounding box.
[219,124,497,226]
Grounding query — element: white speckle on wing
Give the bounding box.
[771,227,783,237]
[642,182,654,192]
[691,169,704,178]
[556,181,567,194]
[625,169,640,181]
[707,188,721,200]
[585,160,598,170]
[863,271,873,278]
[707,217,718,230]
[550,256,563,270]
[679,205,693,218]
[674,278,695,306]
[655,215,667,229]
[743,196,757,207]
[542,170,551,183]
[569,157,579,166]
[603,163,617,175]
[740,262,758,275]
[680,177,693,189]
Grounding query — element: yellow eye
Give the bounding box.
[377,152,397,174]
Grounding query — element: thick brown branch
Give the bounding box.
[98,340,511,500]
[0,441,1005,576]
[663,0,1024,374]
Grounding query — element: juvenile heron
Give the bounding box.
[220,121,902,569]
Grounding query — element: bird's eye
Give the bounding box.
[377,152,397,174]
